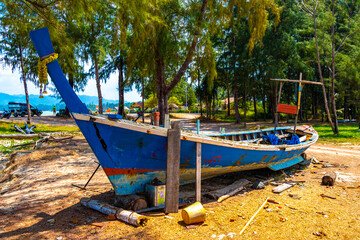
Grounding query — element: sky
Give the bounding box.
[0,66,142,102]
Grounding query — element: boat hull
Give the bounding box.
[29,27,316,196]
[74,116,309,195]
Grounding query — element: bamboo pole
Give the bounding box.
[239,197,269,235]
[270,78,323,85]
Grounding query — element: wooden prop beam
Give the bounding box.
[165,121,181,213]
[293,73,302,134]
[271,78,323,85]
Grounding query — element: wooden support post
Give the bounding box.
[277,82,284,129]
[294,73,303,134]
[164,114,170,128]
[274,81,278,130]
[165,121,181,213]
[196,142,201,202]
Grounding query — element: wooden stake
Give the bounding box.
[196,142,201,202]
[239,197,269,235]
[275,81,278,130]
[165,121,181,213]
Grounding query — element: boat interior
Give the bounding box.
[207,127,312,144]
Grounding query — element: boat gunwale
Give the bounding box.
[73,113,318,152]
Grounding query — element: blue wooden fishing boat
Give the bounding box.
[30,28,318,196]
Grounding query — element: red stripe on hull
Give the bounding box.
[103,168,163,176]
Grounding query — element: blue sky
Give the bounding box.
[0,66,142,102]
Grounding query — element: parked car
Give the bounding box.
[8,102,42,117]
[0,110,11,119]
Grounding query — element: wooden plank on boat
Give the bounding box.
[196,142,201,202]
[165,121,181,213]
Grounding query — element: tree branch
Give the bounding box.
[165,0,208,94]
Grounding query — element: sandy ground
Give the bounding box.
[0,117,360,240]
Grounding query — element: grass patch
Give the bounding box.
[313,123,360,144]
[0,120,79,135]
[0,120,79,156]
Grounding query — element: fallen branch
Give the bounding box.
[12,136,73,149]
[218,186,245,203]
[0,134,39,139]
[205,179,250,200]
[239,197,269,235]
[320,193,336,199]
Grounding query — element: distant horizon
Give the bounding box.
[0,91,135,102]
[0,66,142,102]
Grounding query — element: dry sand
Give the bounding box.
[0,119,359,240]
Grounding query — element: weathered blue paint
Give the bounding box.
[29,28,317,196]
[69,118,309,195]
[197,119,200,134]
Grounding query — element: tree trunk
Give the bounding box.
[212,98,215,119]
[232,31,240,124]
[155,0,208,125]
[344,92,348,119]
[313,13,335,133]
[94,56,103,114]
[227,83,231,116]
[243,77,247,127]
[253,92,258,122]
[19,44,31,124]
[305,98,309,122]
[312,88,318,119]
[330,0,339,134]
[198,70,203,117]
[270,85,276,123]
[118,58,125,116]
[155,46,168,125]
[206,99,210,119]
[142,79,145,123]
[262,95,266,121]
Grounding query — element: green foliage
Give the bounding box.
[144,94,158,108]
[314,124,360,144]
[168,96,182,106]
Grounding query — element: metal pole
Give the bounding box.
[197,119,200,134]
[72,162,101,190]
